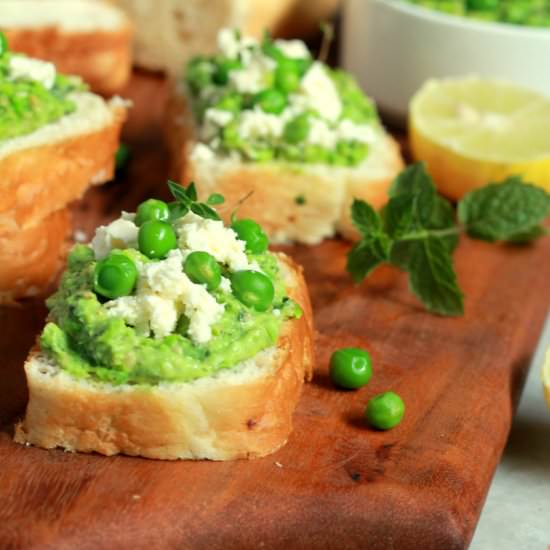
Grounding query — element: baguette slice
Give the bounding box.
[0,0,132,95]
[15,253,314,461]
[165,90,404,244]
[109,0,295,75]
[0,93,127,233]
[0,207,70,304]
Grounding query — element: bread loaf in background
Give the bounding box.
[109,0,341,75]
[0,0,132,95]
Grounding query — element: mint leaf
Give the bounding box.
[190,202,221,221]
[351,199,382,235]
[186,182,198,201]
[207,193,225,206]
[168,180,192,206]
[458,177,550,242]
[430,196,459,252]
[408,237,464,316]
[384,163,436,238]
[347,235,390,282]
[507,225,546,243]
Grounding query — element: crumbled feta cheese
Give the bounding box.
[229,53,275,94]
[337,119,377,144]
[177,213,252,272]
[217,28,241,59]
[219,276,232,293]
[104,248,224,344]
[299,62,342,122]
[190,143,216,164]
[9,55,56,89]
[238,107,284,141]
[307,117,337,148]
[275,39,310,59]
[73,229,87,243]
[205,108,234,127]
[91,218,139,260]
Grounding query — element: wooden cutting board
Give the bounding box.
[1,72,550,550]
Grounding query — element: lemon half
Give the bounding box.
[410,77,550,200]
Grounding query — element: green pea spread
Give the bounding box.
[405,0,550,27]
[41,239,300,387]
[185,31,380,167]
[0,37,86,142]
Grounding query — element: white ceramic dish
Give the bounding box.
[341,0,550,123]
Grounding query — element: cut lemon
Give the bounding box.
[410,77,550,200]
[542,348,550,413]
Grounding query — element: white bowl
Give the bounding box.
[341,0,550,123]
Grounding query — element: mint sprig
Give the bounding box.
[347,163,550,316]
[167,180,224,221]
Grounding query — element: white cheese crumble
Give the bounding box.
[190,143,216,164]
[91,218,139,261]
[176,212,252,272]
[205,108,234,127]
[275,39,311,59]
[337,119,377,144]
[238,107,285,141]
[9,55,56,89]
[229,53,276,94]
[104,249,224,344]
[299,62,342,122]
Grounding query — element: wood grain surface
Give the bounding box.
[1,72,550,550]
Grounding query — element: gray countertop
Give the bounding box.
[471,314,550,549]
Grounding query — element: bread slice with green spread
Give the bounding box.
[15,183,314,460]
[165,29,404,244]
[0,34,127,234]
[0,0,132,95]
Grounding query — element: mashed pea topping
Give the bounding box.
[0,32,86,142]
[184,29,381,167]
[41,185,302,386]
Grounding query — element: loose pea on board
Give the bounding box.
[329,348,373,390]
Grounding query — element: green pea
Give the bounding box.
[213,57,242,85]
[0,32,8,57]
[283,113,310,144]
[329,348,373,390]
[94,253,138,300]
[214,92,242,113]
[138,220,177,259]
[231,270,274,312]
[365,392,405,430]
[135,199,170,226]
[245,145,274,162]
[186,57,215,93]
[303,144,329,164]
[253,88,287,114]
[274,59,301,93]
[222,122,242,149]
[231,219,269,254]
[184,251,222,290]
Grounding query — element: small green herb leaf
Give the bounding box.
[168,180,192,206]
[458,177,550,242]
[207,193,225,206]
[351,199,382,235]
[408,237,464,316]
[186,182,198,201]
[190,202,221,221]
[347,235,390,283]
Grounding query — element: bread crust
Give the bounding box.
[165,87,404,244]
[3,23,132,95]
[15,253,314,460]
[0,103,127,233]
[0,208,71,305]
